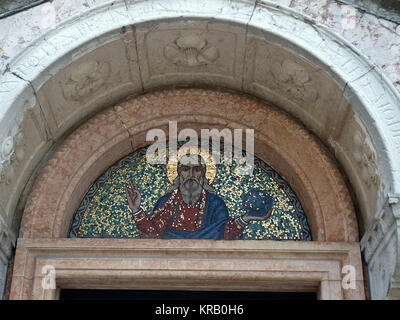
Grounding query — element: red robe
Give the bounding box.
[132,189,247,240]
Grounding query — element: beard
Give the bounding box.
[179,175,204,207]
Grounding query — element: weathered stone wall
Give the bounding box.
[340,0,400,24]
[268,0,400,92]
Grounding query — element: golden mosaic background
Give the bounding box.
[70,145,311,240]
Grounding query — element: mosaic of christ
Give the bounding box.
[69,144,311,240]
[126,153,271,240]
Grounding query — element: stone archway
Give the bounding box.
[0,0,399,299]
[19,89,358,242]
[10,88,364,300]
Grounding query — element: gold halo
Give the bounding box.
[166,146,217,184]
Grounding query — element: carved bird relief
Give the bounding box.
[61,60,111,101]
[270,59,318,104]
[164,34,219,67]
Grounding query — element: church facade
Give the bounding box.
[0,0,400,300]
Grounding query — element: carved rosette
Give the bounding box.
[61,60,111,101]
[164,34,219,67]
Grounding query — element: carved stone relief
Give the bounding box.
[243,38,346,142]
[0,130,25,186]
[245,41,322,109]
[362,213,398,299]
[164,34,219,67]
[0,137,13,164]
[360,195,400,299]
[61,60,112,102]
[0,215,14,299]
[361,207,394,263]
[270,59,318,104]
[139,27,240,83]
[0,162,13,186]
[34,35,139,144]
[352,130,380,188]
[13,130,25,165]
[0,219,12,260]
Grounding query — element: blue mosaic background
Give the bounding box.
[69,144,312,240]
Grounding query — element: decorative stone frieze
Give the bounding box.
[136,23,246,90]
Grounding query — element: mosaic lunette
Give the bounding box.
[70,146,312,240]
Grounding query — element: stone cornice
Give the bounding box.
[9,238,365,300]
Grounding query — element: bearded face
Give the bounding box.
[177,155,206,207]
[165,154,215,205]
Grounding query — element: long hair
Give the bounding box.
[165,175,215,195]
[165,157,215,195]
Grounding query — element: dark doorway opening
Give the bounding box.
[60,289,317,300]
